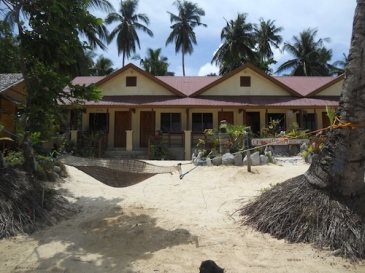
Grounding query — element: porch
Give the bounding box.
[71,130,214,160]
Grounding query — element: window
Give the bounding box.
[267,113,286,131]
[303,113,316,131]
[126,76,137,86]
[161,113,181,132]
[240,76,251,87]
[89,113,108,132]
[296,112,316,131]
[192,113,213,132]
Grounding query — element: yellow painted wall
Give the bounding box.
[99,68,175,96]
[315,80,343,96]
[201,68,291,96]
[0,98,16,137]
[82,106,333,148]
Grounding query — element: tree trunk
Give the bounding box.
[0,151,5,171]
[304,0,365,196]
[182,49,185,76]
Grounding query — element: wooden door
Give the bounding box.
[140,111,155,147]
[322,112,330,129]
[114,111,131,147]
[218,111,234,125]
[246,112,260,135]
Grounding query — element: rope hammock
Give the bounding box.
[59,155,181,187]
[59,155,179,174]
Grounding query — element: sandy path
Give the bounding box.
[0,159,364,272]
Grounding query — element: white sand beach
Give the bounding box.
[0,158,364,273]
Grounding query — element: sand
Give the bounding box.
[0,158,364,273]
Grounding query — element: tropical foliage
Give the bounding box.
[166,0,206,76]
[212,14,284,75]
[2,0,103,172]
[211,13,256,75]
[276,28,335,76]
[91,55,115,76]
[0,20,20,73]
[105,0,153,67]
[133,48,174,76]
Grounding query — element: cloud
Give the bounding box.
[198,63,219,76]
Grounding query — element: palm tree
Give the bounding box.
[276,28,333,76]
[91,55,115,76]
[166,0,206,76]
[332,53,348,75]
[254,18,283,62]
[211,13,257,75]
[241,2,365,261]
[105,0,153,67]
[133,48,174,76]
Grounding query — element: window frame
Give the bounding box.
[240,76,251,87]
[160,113,182,132]
[192,113,213,132]
[126,76,137,87]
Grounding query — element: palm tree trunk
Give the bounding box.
[304,0,365,196]
[182,50,185,76]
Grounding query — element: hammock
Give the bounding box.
[58,155,179,187]
[59,155,179,174]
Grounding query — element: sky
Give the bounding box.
[90,0,357,76]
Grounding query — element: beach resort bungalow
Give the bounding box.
[69,63,343,160]
[0,74,26,152]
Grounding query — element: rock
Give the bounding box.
[211,157,222,166]
[234,153,243,166]
[251,151,261,166]
[243,151,261,166]
[222,153,234,165]
[260,154,269,164]
[206,157,212,166]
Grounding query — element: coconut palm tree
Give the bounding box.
[133,48,174,76]
[276,28,333,76]
[241,1,365,261]
[254,18,283,62]
[165,0,206,76]
[332,53,348,75]
[211,13,257,75]
[91,55,115,76]
[105,0,153,67]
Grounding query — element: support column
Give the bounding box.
[126,130,133,151]
[70,130,78,143]
[184,130,192,160]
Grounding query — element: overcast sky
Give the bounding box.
[93,0,356,76]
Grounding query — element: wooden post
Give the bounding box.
[246,127,251,172]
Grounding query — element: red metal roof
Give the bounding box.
[81,95,339,108]
[156,76,219,96]
[72,76,104,86]
[70,63,342,108]
[274,76,337,96]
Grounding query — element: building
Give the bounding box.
[69,63,342,160]
[0,74,26,152]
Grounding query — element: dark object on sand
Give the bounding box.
[199,260,224,273]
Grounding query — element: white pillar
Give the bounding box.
[70,130,78,143]
[126,130,133,151]
[184,130,192,160]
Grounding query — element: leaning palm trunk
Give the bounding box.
[240,1,365,261]
[305,1,365,196]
